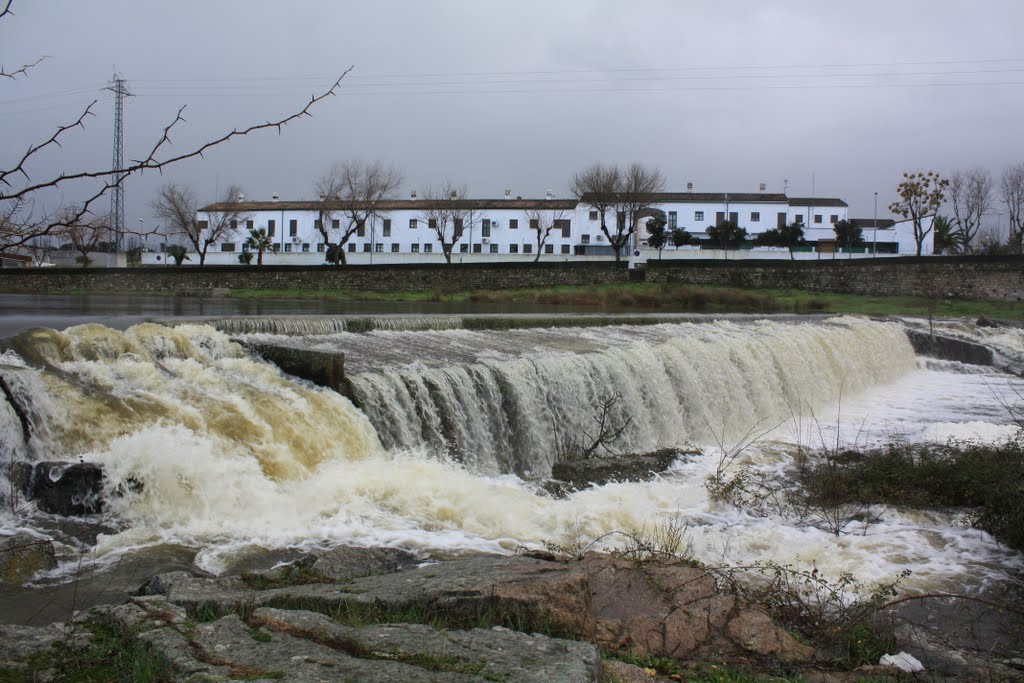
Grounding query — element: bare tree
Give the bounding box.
[317,161,403,264]
[613,163,666,259]
[58,211,113,268]
[889,171,949,257]
[0,0,348,257]
[570,163,621,256]
[524,207,568,262]
[1001,162,1024,253]
[313,169,345,263]
[420,181,470,263]
[151,184,249,266]
[570,162,665,261]
[948,168,992,253]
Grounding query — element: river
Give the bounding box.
[0,303,1022,625]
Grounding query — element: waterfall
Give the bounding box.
[348,318,918,477]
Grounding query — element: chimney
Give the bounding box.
[545,189,553,200]
[505,189,512,199]
[410,190,417,199]
[686,182,693,192]
[759,183,766,192]
[271,192,279,202]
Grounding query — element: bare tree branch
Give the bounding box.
[420,181,470,263]
[316,160,403,264]
[151,184,249,266]
[0,55,46,80]
[948,167,992,253]
[1001,162,1024,252]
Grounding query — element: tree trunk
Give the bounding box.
[257,250,264,266]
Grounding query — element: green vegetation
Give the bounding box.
[223,282,1024,318]
[798,438,1024,551]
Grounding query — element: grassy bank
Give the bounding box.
[228,282,1024,319]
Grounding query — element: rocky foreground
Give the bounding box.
[3,545,1019,682]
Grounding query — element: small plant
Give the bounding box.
[550,393,633,465]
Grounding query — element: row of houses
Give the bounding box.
[141,191,926,266]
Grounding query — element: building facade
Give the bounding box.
[141,190,932,265]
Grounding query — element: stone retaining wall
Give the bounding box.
[645,255,1024,302]
[1,256,1022,302]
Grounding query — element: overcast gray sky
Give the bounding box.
[3,0,1023,231]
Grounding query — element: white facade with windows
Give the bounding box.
[141,191,933,265]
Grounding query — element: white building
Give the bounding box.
[142,190,932,265]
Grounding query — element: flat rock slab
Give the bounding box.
[111,597,600,682]
[142,553,814,664]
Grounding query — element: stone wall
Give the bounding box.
[0,261,630,294]
[1,256,1022,302]
[645,255,1024,302]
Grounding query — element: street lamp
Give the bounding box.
[873,192,878,256]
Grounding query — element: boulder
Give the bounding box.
[904,329,994,367]
[547,448,695,494]
[0,533,56,584]
[23,461,106,515]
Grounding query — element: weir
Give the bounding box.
[2,315,1023,593]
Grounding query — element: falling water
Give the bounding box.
[0,317,1021,595]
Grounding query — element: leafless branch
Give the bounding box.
[0,55,46,80]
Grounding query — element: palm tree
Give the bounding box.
[244,227,273,266]
[932,214,960,255]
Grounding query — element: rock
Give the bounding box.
[141,553,814,665]
[726,608,816,662]
[976,315,1000,328]
[904,329,995,367]
[601,660,666,682]
[0,623,65,663]
[293,545,420,582]
[548,448,695,493]
[107,597,602,682]
[0,533,57,584]
[244,342,356,400]
[24,461,105,515]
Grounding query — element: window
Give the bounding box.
[545,244,554,254]
[561,244,570,254]
[424,243,433,253]
[317,243,326,252]
[411,243,420,253]
[267,219,275,237]
[382,219,391,237]
[581,234,590,245]
[284,243,292,252]
[472,244,482,253]
[830,214,839,224]
[489,244,498,253]
[529,218,539,231]
[332,219,340,230]
[314,219,322,232]
[814,214,823,224]
[198,220,209,231]
[509,219,518,230]
[375,243,383,252]
[409,218,417,229]
[616,211,625,228]
[509,243,519,254]
[795,214,804,224]
[460,243,469,253]
[357,221,366,237]
[523,243,533,254]
[454,218,464,233]
[363,243,371,252]
[668,211,677,228]
[289,219,297,236]
[230,219,237,231]
[302,243,310,253]
[347,243,356,253]
[428,218,437,231]
[554,219,571,238]
[391,243,400,253]
[246,220,253,231]
[589,210,599,221]
[694,211,704,221]
[221,243,235,252]
[750,212,760,222]
[481,219,491,238]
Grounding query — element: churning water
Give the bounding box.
[1,316,1022,596]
